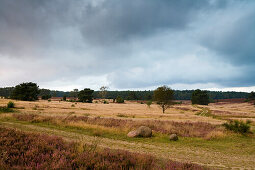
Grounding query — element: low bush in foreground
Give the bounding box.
[0,107,14,113]
[116,96,124,103]
[223,120,251,134]
[0,127,203,169]
[7,101,15,108]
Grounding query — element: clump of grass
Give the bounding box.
[223,120,252,134]
[92,129,103,136]
[204,130,226,140]
[83,113,90,116]
[32,105,39,110]
[116,113,129,118]
[0,107,14,113]
[7,101,15,108]
[71,104,75,107]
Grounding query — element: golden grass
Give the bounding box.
[204,130,226,140]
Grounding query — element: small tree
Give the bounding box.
[146,100,152,108]
[7,101,15,108]
[99,86,108,99]
[191,89,209,105]
[153,86,174,113]
[11,82,40,101]
[116,96,124,103]
[78,88,94,103]
[63,95,67,101]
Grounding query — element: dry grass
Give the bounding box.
[1,99,255,169]
[204,130,226,140]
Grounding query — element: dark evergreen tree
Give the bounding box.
[78,88,94,103]
[191,89,209,105]
[11,82,40,101]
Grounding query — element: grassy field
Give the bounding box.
[0,99,254,169]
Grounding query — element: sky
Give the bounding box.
[0,0,255,92]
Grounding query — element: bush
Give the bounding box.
[7,101,15,108]
[41,94,51,100]
[146,100,152,107]
[223,120,251,134]
[116,96,124,103]
[103,100,109,104]
[0,107,14,113]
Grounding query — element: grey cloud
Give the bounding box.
[201,3,255,65]
[0,0,81,57]
[80,0,211,45]
[0,0,255,90]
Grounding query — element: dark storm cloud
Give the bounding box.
[0,0,255,90]
[80,0,210,44]
[201,8,255,65]
[0,0,80,57]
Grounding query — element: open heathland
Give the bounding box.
[0,99,254,169]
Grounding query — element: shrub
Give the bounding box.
[0,107,14,113]
[146,100,152,107]
[103,100,109,104]
[41,94,51,100]
[116,96,124,103]
[7,101,15,108]
[223,120,251,134]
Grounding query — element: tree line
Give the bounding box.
[0,86,249,100]
[1,82,254,113]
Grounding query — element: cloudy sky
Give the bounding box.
[0,0,255,92]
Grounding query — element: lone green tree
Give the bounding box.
[191,89,209,105]
[11,82,40,101]
[99,86,108,99]
[153,86,174,113]
[78,88,94,103]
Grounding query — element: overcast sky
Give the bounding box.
[0,0,255,92]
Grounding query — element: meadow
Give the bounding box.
[0,99,254,169]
